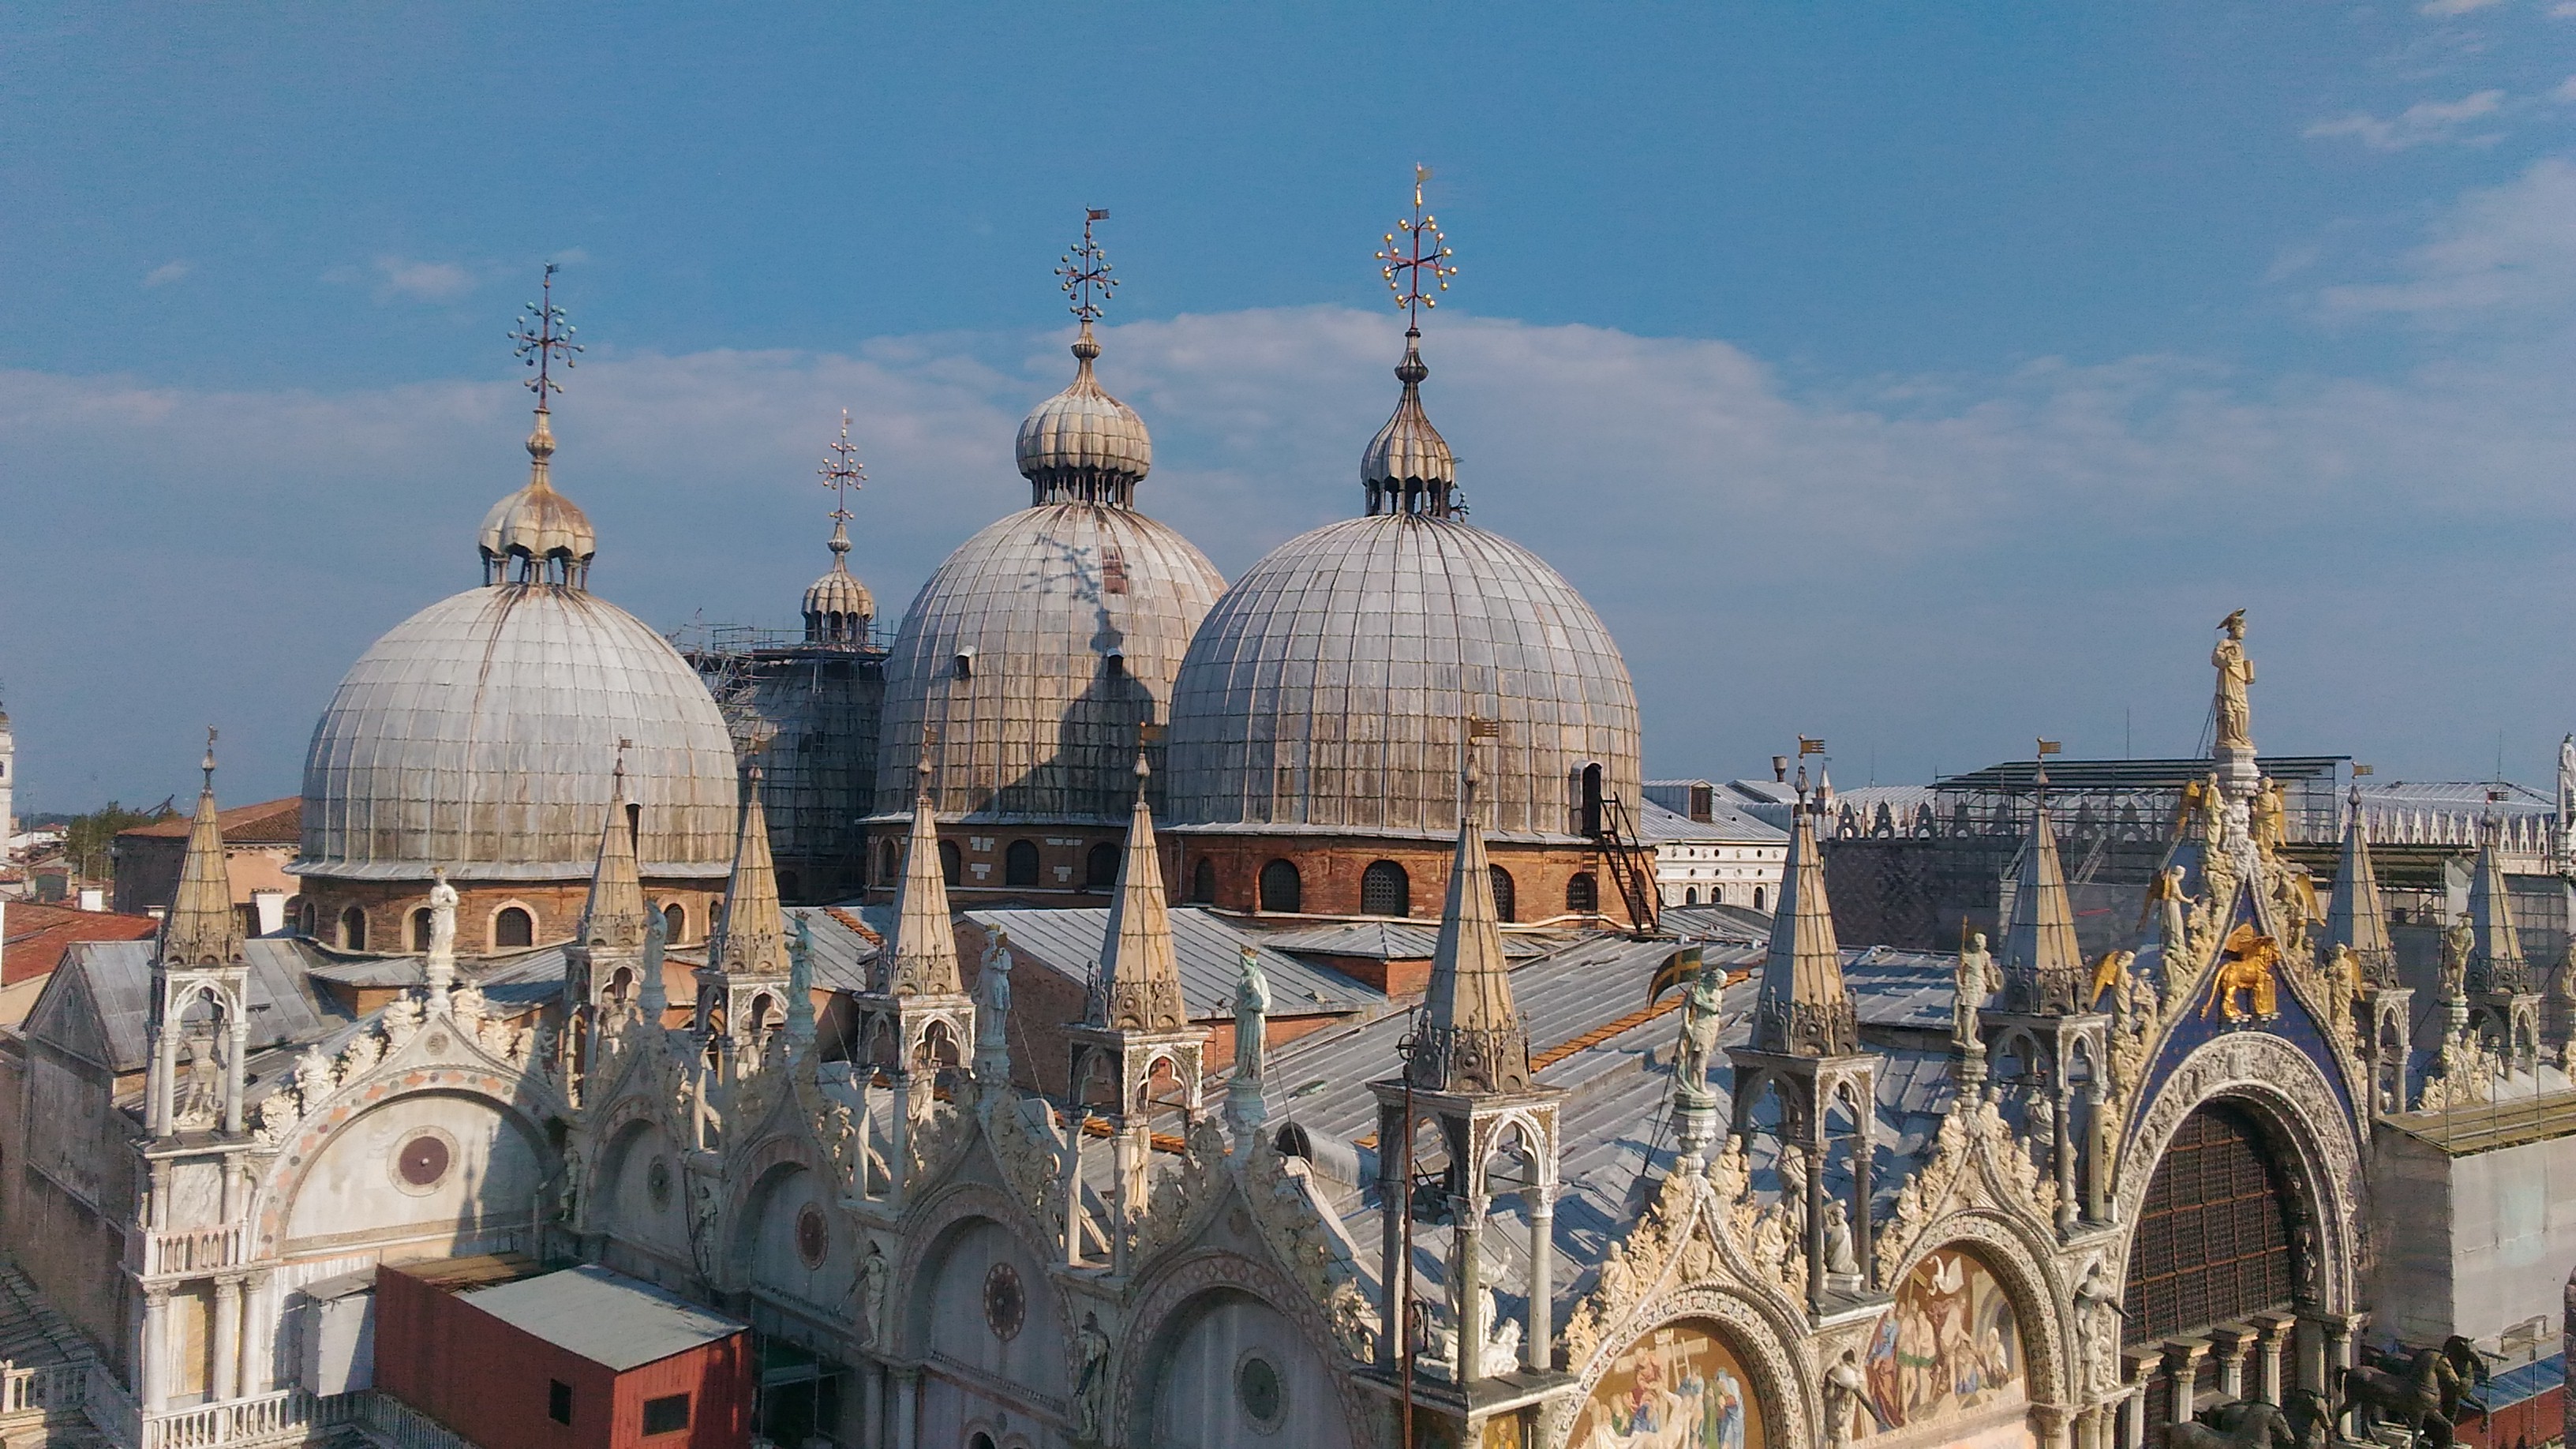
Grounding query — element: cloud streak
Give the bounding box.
[2305,89,2506,150]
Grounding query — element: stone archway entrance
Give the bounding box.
[2121,1099,2310,1430]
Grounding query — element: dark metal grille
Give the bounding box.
[2123,1103,2294,1344]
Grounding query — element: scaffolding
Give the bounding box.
[672,621,889,904]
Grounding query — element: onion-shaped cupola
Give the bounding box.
[803,410,876,646]
[1362,330,1457,517]
[1014,211,1153,507]
[479,265,595,587]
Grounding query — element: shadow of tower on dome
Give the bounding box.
[969,532,1166,826]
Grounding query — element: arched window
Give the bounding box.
[938,839,961,887]
[339,906,367,952]
[1580,762,1605,837]
[1189,857,1217,904]
[1684,886,1699,907]
[1488,865,1516,923]
[1259,859,1302,914]
[879,838,900,883]
[662,902,687,943]
[298,901,316,938]
[1361,861,1410,918]
[494,907,534,949]
[1004,840,1041,887]
[1274,1122,1314,1162]
[2125,1102,2297,1344]
[1566,873,1598,915]
[1752,885,1765,912]
[410,908,433,953]
[1088,844,1122,892]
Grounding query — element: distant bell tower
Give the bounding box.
[0,694,14,840]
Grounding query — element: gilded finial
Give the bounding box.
[818,410,864,558]
[1377,165,1458,333]
[1056,208,1116,343]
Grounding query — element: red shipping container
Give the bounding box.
[376,1262,751,1449]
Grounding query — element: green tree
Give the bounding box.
[63,800,173,883]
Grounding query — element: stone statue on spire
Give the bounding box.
[2212,608,2256,754]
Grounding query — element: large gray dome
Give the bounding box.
[1164,514,1640,840]
[298,584,740,882]
[877,504,1226,822]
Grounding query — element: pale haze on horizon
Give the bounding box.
[3,2,2573,814]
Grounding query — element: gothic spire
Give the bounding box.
[1095,752,1187,1032]
[580,750,650,950]
[159,729,244,969]
[886,758,962,997]
[2467,822,2529,994]
[2324,785,2394,982]
[2001,761,2085,1014]
[1753,769,1858,1056]
[1406,730,1530,1093]
[710,765,787,979]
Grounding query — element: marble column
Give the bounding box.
[1453,1193,1487,1383]
[238,1272,272,1397]
[140,1286,170,1415]
[1376,1102,1405,1372]
[889,1367,918,1449]
[1523,1184,1553,1373]
[223,1020,248,1136]
[2207,1324,2252,1400]
[2030,1401,2072,1449]
[212,1276,242,1402]
[2164,1339,2210,1424]
[2250,1312,2294,1405]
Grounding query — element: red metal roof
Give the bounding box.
[117,796,301,845]
[3,901,160,985]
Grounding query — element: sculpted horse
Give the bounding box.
[2341,1341,2476,1447]
[2199,1391,2333,1449]
[2159,1401,2293,1449]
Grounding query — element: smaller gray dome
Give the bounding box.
[1015,326,1152,507]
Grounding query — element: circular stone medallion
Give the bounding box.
[983,1262,1025,1342]
[794,1204,829,1269]
[390,1128,456,1195]
[1236,1350,1286,1432]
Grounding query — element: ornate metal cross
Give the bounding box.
[1377,165,1458,327]
[510,262,582,398]
[1056,208,1116,323]
[819,409,865,524]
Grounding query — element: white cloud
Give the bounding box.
[141,260,192,288]
[2552,74,2576,101]
[2304,89,2506,149]
[2320,155,2576,321]
[373,256,477,301]
[2421,0,2504,14]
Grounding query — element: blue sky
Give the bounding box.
[5,2,2574,813]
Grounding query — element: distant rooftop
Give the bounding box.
[117,797,301,845]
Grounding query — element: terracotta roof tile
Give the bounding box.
[117,797,300,845]
[3,902,160,985]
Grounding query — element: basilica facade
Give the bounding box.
[0,205,2548,1449]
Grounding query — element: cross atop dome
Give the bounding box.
[482,265,597,586]
[1020,208,1154,507]
[1363,167,1461,518]
[1056,208,1117,328]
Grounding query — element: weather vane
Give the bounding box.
[1377,165,1458,329]
[510,263,582,400]
[819,409,865,526]
[1057,209,1116,324]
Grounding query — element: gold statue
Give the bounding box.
[2089,949,2135,1012]
[2251,779,2286,852]
[2203,922,2282,1023]
[2212,610,2256,753]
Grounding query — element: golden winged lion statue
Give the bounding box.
[2202,922,2282,1023]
